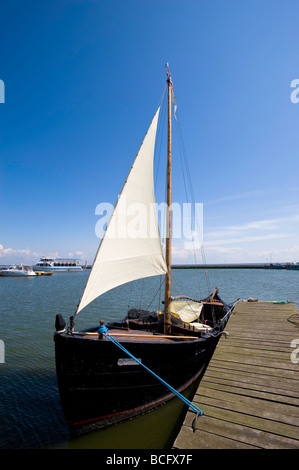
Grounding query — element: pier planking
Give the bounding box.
[173,300,299,449]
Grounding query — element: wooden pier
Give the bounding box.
[173,300,299,449]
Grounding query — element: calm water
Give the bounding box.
[0,267,298,449]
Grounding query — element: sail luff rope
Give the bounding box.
[154,85,167,189]
[145,275,165,311]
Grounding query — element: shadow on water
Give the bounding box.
[0,364,200,449]
[61,380,200,450]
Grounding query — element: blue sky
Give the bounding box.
[1,0,299,265]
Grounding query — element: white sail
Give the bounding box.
[77,108,167,314]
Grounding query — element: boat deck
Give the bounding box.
[76,329,199,343]
[173,299,299,449]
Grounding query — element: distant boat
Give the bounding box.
[33,257,82,272]
[285,262,299,270]
[264,263,284,269]
[54,65,233,436]
[0,264,36,276]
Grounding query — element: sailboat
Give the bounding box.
[54,65,232,436]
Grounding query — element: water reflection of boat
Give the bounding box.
[34,271,54,276]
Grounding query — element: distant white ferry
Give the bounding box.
[33,257,83,272]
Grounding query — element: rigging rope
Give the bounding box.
[287,312,299,328]
[174,111,211,294]
[102,328,203,428]
[145,275,165,311]
[154,86,167,189]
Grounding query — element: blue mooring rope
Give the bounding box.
[102,329,203,429]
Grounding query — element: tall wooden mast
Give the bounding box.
[164,64,172,335]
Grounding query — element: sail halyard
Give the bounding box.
[163,66,172,335]
[75,108,167,315]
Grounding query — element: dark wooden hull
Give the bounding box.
[54,292,231,435]
[55,334,212,434]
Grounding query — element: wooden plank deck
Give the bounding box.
[173,300,299,449]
